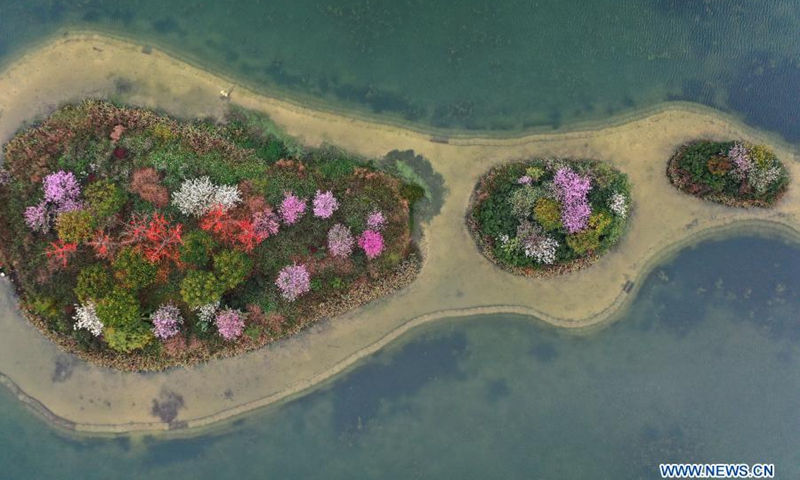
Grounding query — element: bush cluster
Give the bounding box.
[469,158,631,275]
[666,140,789,207]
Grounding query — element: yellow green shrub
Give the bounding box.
[56,210,96,243]
[533,198,562,231]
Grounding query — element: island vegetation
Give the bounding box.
[0,101,424,371]
[468,158,631,275]
[667,140,789,207]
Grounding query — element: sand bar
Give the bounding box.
[0,33,798,434]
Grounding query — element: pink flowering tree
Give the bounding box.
[358,230,385,259]
[24,170,84,233]
[43,171,81,206]
[727,143,751,180]
[552,167,592,234]
[327,223,354,258]
[366,210,386,230]
[215,308,246,340]
[279,192,306,225]
[276,263,311,301]
[252,209,281,238]
[0,167,10,186]
[150,303,183,340]
[24,203,51,233]
[312,190,339,218]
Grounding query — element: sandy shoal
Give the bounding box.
[0,33,797,434]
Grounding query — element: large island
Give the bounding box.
[0,101,422,371]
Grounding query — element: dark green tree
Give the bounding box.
[213,249,252,291]
[113,247,157,290]
[180,270,224,308]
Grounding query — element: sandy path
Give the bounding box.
[0,33,797,435]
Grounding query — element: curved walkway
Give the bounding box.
[0,33,797,434]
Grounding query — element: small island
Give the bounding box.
[0,101,423,371]
[667,140,789,208]
[468,159,631,276]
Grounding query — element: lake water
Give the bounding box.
[1,0,800,140]
[0,235,798,479]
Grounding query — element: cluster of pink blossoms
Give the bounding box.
[358,230,385,259]
[727,143,752,180]
[43,170,81,206]
[24,203,51,233]
[327,224,355,258]
[312,190,339,218]
[215,308,246,340]
[279,192,307,225]
[252,209,281,238]
[0,167,10,186]
[366,210,386,230]
[150,303,183,340]
[552,167,592,234]
[24,170,83,233]
[276,264,311,302]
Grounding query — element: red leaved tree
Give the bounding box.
[88,213,183,264]
[200,206,266,253]
[45,240,78,268]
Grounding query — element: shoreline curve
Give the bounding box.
[0,33,798,435]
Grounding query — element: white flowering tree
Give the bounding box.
[524,236,559,264]
[73,302,103,336]
[213,184,243,211]
[608,192,628,219]
[171,177,241,217]
[194,300,221,332]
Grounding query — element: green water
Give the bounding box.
[0,235,798,479]
[2,1,800,139]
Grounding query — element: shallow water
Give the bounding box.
[0,235,797,479]
[1,1,800,140]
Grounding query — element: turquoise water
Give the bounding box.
[1,1,800,139]
[0,235,798,479]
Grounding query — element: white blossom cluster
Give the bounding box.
[194,300,221,332]
[748,166,782,194]
[496,233,521,257]
[515,220,559,264]
[213,184,243,211]
[523,235,559,264]
[171,176,241,217]
[608,192,628,218]
[73,302,103,337]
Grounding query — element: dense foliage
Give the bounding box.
[469,159,631,275]
[667,140,789,207]
[0,101,421,370]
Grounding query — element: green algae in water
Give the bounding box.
[0,235,798,479]
[1,1,800,140]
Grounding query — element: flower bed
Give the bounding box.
[666,140,789,207]
[0,101,422,371]
[468,159,631,276]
